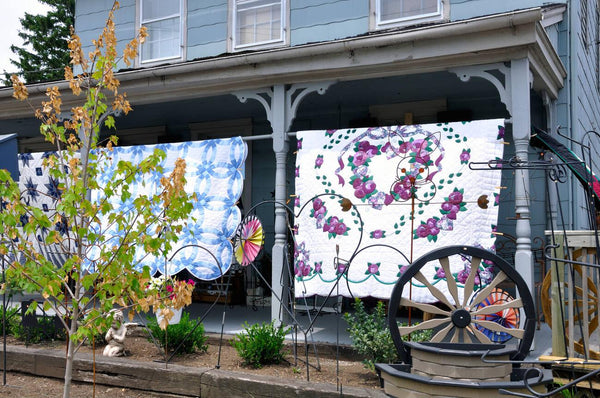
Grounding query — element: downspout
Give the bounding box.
[567,0,575,229]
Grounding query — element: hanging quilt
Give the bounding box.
[293,120,505,301]
[17,151,70,266]
[89,137,247,280]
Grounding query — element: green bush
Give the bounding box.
[147,312,208,354]
[11,313,66,344]
[344,298,398,370]
[344,298,434,371]
[231,321,289,368]
[0,306,22,337]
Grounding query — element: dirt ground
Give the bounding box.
[0,333,381,397]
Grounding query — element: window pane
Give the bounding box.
[142,18,180,61]
[142,0,180,21]
[236,0,281,46]
[381,0,439,21]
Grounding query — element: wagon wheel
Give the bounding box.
[540,263,600,359]
[388,245,535,363]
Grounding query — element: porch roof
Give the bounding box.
[0,6,566,120]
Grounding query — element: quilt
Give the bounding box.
[89,137,247,280]
[18,151,70,266]
[293,120,505,301]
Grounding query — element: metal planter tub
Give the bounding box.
[375,342,552,398]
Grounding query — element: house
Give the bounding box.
[0,0,597,329]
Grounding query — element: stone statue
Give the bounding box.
[103,309,136,357]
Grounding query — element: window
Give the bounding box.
[374,0,444,29]
[232,0,286,50]
[140,0,184,63]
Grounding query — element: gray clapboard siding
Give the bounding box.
[450,0,567,21]
[290,0,368,45]
[187,1,228,59]
[75,0,136,70]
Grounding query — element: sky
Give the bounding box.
[0,1,52,74]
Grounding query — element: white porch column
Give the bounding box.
[511,58,534,300]
[234,82,332,324]
[451,60,534,303]
[270,85,288,323]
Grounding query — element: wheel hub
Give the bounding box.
[451,308,471,328]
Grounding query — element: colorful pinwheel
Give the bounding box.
[472,288,520,343]
[234,215,264,266]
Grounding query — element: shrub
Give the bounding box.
[344,298,398,370]
[0,306,22,337]
[231,321,289,368]
[344,298,434,371]
[11,313,66,344]
[147,312,208,354]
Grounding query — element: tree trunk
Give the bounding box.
[63,295,80,398]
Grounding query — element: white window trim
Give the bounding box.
[370,0,449,31]
[137,0,186,66]
[229,0,289,52]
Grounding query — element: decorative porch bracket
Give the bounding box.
[450,60,535,310]
[450,63,513,112]
[233,82,333,323]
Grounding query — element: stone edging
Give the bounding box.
[0,345,387,398]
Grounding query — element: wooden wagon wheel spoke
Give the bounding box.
[413,271,456,310]
[469,271,508,308]
[471,298,523,316]
[399,318,450,335]
[471,319,525,339]
[388,246,535,364]
[467,325,492,344]
[399,298,451,317]
[439,256,460,307]
[450,327,463,343]
[430,322,455,343]
[462,256,481,308]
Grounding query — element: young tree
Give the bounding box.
[0,3,194,397]
[6,0,75,83]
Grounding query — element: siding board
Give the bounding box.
[186,1,227,59]
[450,0,567,21]
[290,0,367,45]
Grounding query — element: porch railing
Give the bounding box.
[545,230,600,360]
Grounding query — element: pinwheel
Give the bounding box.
[472,288,520,343]
[234,215,264,266]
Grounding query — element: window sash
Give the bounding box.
[234,0,284,49]
[140,0,183,63]
[377,0,441,27]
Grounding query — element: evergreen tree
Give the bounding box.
[5,0,75,83]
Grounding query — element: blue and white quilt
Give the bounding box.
[90,138,247,280]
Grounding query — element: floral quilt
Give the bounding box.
[293,120,505,301]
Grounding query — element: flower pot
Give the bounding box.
[156,307,182,325]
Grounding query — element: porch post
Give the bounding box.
[451,60,535,304]
[270,84,288,324]
[234,82,333,324]
[511,58,534,303]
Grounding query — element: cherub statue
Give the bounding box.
[103,309,137,357]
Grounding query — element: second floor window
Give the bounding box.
[376,0,442,28]
[140,0,183,63]
[233,0,285,50]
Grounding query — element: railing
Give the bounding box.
[545,230,600,360]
